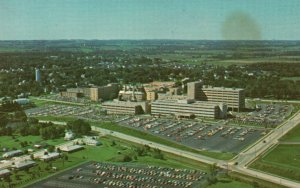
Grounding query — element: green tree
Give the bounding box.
[67,119,91,136]
[47,145,55,153]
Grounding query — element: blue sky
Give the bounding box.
[0,0,299,40]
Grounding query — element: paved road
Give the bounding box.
[33,112,300,188]
[246,98,300,103]
[91,112,300,188]
[231,111,300,188]
[246,98,300,104]
[278,141,300,145]
[92,126,222,165]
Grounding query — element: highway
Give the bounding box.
[246,98,300,104]
[231,111,300,188]
[91,111,300,188]
[32,111,300,188]
[92,126,223,165]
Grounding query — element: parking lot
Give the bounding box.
[39,95,90,104]
[117,117,264,153]
[233,104,293,127]
[25,104,114,122]
[28,162,206,188]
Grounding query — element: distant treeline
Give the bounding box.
[0,51,299,100]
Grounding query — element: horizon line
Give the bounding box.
[0,39,300,42]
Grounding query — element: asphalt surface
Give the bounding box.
[28,161,206,188]
[119,118,263,153]
[92,112,300,188]
[231,111,300,188]
[23,110,300,188]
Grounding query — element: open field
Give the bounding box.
[250,144,300,181]
[281,77,300,81]
[207,179,252,188]
[147,53,300,66]
[228,171,287,188]
[280,124,300,142]
[29,97,85,107]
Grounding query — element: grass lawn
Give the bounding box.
[4,136,211,188]
[29,97,84,107]
[281,77,300,81]
[250,144,300,181]
[28,98,50,107]
[94,122,235,160]
[207,180,253,188]
[106,136,211,171]
[0,135,64,154]
[34,116,235,160]
[71,137,210,171]
[4,154,86,188]
[36,115,75,122]
[280,123,300,142]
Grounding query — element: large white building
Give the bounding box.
[187,81,245,111]
[102,100,150,115]
[151,99,227,119]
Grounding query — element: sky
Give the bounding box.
[0,0,299,40]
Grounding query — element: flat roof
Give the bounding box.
[119,91,144,95]
[60,145,83,152]
[152,99,224,107]
[0,169,10,175]
[13,160,36,169]
[103,101,146,107]
[3,150,23,156]
[202,85,244,91]
[39,152,60,160]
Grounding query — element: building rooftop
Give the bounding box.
[0,169,10,176]
[3,150,23,157]
[39,152,60,160]
[202,85,244,91]
[13,160,36,169]
[103,100,146,107]
[60,145,84,152]
[152,99,225,107]
[119,91,145,95]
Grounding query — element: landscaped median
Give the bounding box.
[279,123,300,142]
[249,122,300,182]
[249,144,300,181]
[93,121,235,160]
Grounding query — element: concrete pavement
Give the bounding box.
[35,111,300,188]
[91,126,223,166]
[231,111,300,188]
[246,98,300,104]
